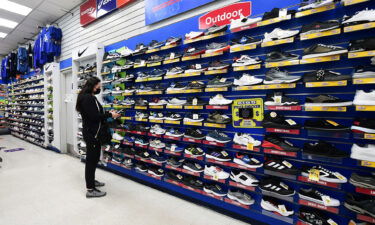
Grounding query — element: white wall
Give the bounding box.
[57,0,240,61]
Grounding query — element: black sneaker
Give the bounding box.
[134,43,147,54]
[167,157,184,168]
[184,113,204,122]
[304,119,349,131]
[262,111,301,129]
[259,179,295,196]
[302,44,348,59]
[204,24,228,35]
[134,124,149,132]
[148,69,166,78]
[165,36,182,46]
[265,51,299,62]
[298,188,340,207]
[148,166,164,176]
[261,134,300,152]
[183,161,204,172]
[299,207,338,225]
[135,162,147,172]
[203,183,227,196]
[262,8,280,20]
[135,98,148,106]
[206,149,232,161]
[350,173,375,189]
[186,97,207,106]
[135,150,150,159]
[344,194,375,218]
[167,171,184,182]
[207,61,230,70]
[184,47,206,56]
[264,159,299,175]
[349,37,375,52]
[303,141,349,158]
[305,95,353,107]
[303,70,351,82]
[300,20,340,35]
[264,92,299,106]
[301,165,347,183]
[183,176,204,189]
[351,118,375,134]
[353,65,375,78]
[206,42,229,53]
[184,128,205,139]
[206,76,233,88]
[123,147,136,156]
[148,40,165,49]
[206,111,231,124]
[184,145,205,156]
[186,81,205,89]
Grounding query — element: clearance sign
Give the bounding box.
[80,0,134,26]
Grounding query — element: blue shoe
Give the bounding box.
[206,130,231,143]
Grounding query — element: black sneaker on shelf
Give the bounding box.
[264,159,299,175]
[265,51,299,62]
[148,40,165,49]
[206,76,233,88]
[262,111,301,129]
[298,207,338,225]
[182,176,204,189]
[259,178,295,197]
[302,44,348,59]
[303,70,351,82]
[344,194,375,218]
[167,157,184,168]
[351,118,375,134]
[300,20,340,35]
[231,35,262,47]
[264,92,299,106]
[184,47,206,56]
[349,37,375,52]
[207,61,230,70]
[304,119,349,131]
[304,95,353,107]
[135,162,148,172]
[184,128,205,139]
[206,111,231,124]
[186,81,205,89]
[183,161,204,173]
[204,24,228,35]
[206,149,232,161]
[262,134,300,152]
[186,97,207,106]
[167,171,184,182]
[303,141,349,158]
[301,165,347,183]
[148,166,164,177]
[298,188,340,207]
[350,173,375,189]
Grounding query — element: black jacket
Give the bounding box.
[79,94,111,143]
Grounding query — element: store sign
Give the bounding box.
[80,0,97,26]
[199,2,252,29]
[96,0,117,17]
[145,0,217,25]
[117,0,132,8]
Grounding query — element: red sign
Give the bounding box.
[199,2,251,29]
[117,0,133,8]
[80,0,97,26]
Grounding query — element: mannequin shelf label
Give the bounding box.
[295,4,335,18]
[204,123,226,128]
[304,106,347,112]
[165,72,201,79]
[224,198,250,209]
[298,199,339,213]
[300,28,341,40]
[344,22,375,32]
[353,77,375,84]
[305,80,347,87]
[263,148,298,157]
[230,44,256,53]
[228,181,256,192]
[348,50,375,58]
[166,105,183,109]
[298,176,340,188]
[149,105,164,109]
[205,87,228,92]
[300,55,340,64]
[356,105,375,111]
[201,51,223,58]
[266,105,302,111]
[258,14,292,26]
[355,187,375,196]
[261,37,295,47]
[164,58,180,64]
[343,0,370,6]
[265,59,299,68]
[185,105,204,110]
[205,69,228,75]
[233,64,261,71]
[360,160,375,168]
[164,120,181,124]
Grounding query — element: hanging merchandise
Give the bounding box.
[17,47,28,74]
[33,25,62,69]
[1,57,8,82]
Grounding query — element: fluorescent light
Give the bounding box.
[0,0,32,16]
[0,32,7,38]
[0,18,18,28]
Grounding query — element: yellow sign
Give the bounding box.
[122,92,133,96]
[146,48,159,54]
[147,62,162,67]
[137,91,162,95]
[344,22,375,33]
[353,77,375,84]
[233,64,261,71]
[343,0,369,6]
[134,106,147,110]
[300,28,340,40]
[295,4,335,18]
[305,80,347,87]
[230,44,256,53]
[300,55,340,64]
[258,15,291,26]
[201,51,223,58]
[182,55,201,61]
[204,123,226,128]
[348,50,375,58]
[356,105,375,111]
[164,120,180,124]
[164,58,180,64]
[265,60,299,68]
[205,87,228,92]
[261,37,294,47]
[364,133,375,140]
[184,121,202,126]
[161,44,178,50]
[205,69,228,75]
[120,117,132,120]
[308,169,320,181]
[202,31,226,40]
[305,106,346,112]
[166,105,183,109]
[149,105,164,109]
[184,105,203,110]
[232,98,263,128]
[361,161,375,168]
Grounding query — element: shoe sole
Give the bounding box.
[184,149,204,157]
[234,80,263,86]
[183,118,204,122]
[86,193,107,198]
[208,66,229,70]
[205,46,230,54]
[230,41,262,48]
[232,61,260,67]
[300,26,339,35]
[206,136,231,143]
[263,77,300,84]
[353,100,375,105]
[304,101,353,107]
[230,176,258,186]
[206,154,231,162]
[344,202,375,218]
[353,72,375,78]
[302,49,348,59]
[351,125,375,133]
[148,170,163,177]
[260,188,295,197]
[184,135,205,139]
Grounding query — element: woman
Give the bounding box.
[76,77,120,198]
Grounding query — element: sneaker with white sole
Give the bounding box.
[353,90,375,105]
[234,74,263,86]
[342,9,375,25]
[351,144,375,162]
[298,0,333,11]
[232,55,261,67]
[204,165,230,179]
[230,170,259,186]
[263,28,299,42]
[112,133,124,141]
[168,98,187,105]
[185,31,204,40]
[233,133,261,146]
[230,17,261,30]
[261,197,294,217]
[209,94,233,105]
[227,189,255,205]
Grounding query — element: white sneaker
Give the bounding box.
[230,16,261,30]
[149,99,168,105]
[353,90,375,105]
[119,46,134,57]
[150,139,166,149]
[230,171,259,186]
[263,28,299,42]
[234,74,263,86]
[209,94,233,105]
[78,123,83,129]
[261,198,294,217]
[233,133,261,146]
[150,125,166,135]
[343,9,375,25]
[351,144,375,161]
[79,141,87,148]
[168,98,187,105]
[112,133,124,141]
[185,31,204,40]
[232,55,261,67]
[204,165,229,179]
[298,0,333,11]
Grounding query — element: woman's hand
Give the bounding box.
[109,110,121,119]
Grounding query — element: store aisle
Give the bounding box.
[0,135,248,225]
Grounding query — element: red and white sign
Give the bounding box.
[199,2,251,30]
[117,0,133,8]
[80,0,97,26]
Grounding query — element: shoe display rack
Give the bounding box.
[0,84,9,134]
[7,72,47,147]
[71,43,104,157]
[92,0,375,224]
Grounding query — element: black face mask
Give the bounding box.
[94,88,101,95]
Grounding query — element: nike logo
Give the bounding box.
[78,47,88,57]
[45,65,50,70]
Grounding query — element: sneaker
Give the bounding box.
[233,133,261,146]
[353,90,375,105]
[298,207,338,225]
[148,166,164,177]
[135,162,148,172]
[165,128,184,137]
[206,130,231,143]
[230,17,261,30]
[186,97,207,106]
[233,152,262,168]
[264,28,299,41]
[264,92,299,106]
[351,144,375,161]
[148,40,165,49]
[165,36,181,46]
[183,161,204,172]
[184,46,206,56]
[304,119,349,131]
[134,43,147,54]
[353,66,375,78]
[299,188,340,206]
[265,51,299,62]
[206,77,233,88]
[264,68,301,84]
[167,83,186,91]
[303,141,349,158]
[167,171,184,181]
[166,67,184,76]
[184,145,205,156]
[264,159,299,175]
[186,81,205,89]
[343,9,375,26]
[261,197,294,217]
[185,64,207,73]
[167,157,184,167]
[350,173,375,189]
[344,194,375,218]
[164,52,182,61]
[204,24,228,35]
[184,128,205,139]
[148,69,166,77]
[205,42,230,53]
[262,111,301,129]
[227,189,255,205]
[302,44,348,59]
[135,138,149,146]
[165,143,184,153]
[185,31,204,40]
[304,95,352,107]
[259,179,295,196]
[209,94,233,105]
[182,176,204,189]
[183,113,204,122]
[149,98,168,106]
[119,46,133,57]
[203,183,227,196]
[233,74,263,86]
[165,113,182,121]
[300,20,340,35]
[301,165,347,183]
[298,0,333,11]
[206,149,231,161]
[262,134,300,152]
[350,37,375,52]
[150,151,167,163]
[112,133,124,141]
[207,61,230,70]
[232,55,261,66]
[204,165,229,179]
[351,118,375,133]
[86,189,106,198]
[303,70,351,82]
[150,125,166,135]
[230,170,259,186]
[168,97,187,105]
[231,35,262,48]
[149,139,166,149]
[206,111,231,124]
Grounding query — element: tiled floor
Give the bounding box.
[0,135,249,225]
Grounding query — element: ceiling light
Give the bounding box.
[0,18,18,28]
[0,32,7,38]
[0,0,32,16]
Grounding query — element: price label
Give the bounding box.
[221,151,228,157]
[278,205,287,214]
[213,174,219,181]
[196,64,202,69]
[285,119,297,125]
[326,120,339,127]
[193,114,199,120]
[327,219,338,225]
[282,160,292,168]
[334,172,346,181]
[247,143,253,150]
[192,98,198,105]
[309,169,320,181]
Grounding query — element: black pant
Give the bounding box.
[85,139,101,189]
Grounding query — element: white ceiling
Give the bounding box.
[0,0,85,56]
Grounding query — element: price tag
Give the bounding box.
[327,219,338,225]
[170,52,175,59]
[221,151,229,157]
[177,174,183,179]
[282,160,292,168]
[278,205,287,214]
[171,145,176,152]
[188,48,196,53]
[192,98,198,106]
[140,60,146,66]
[252,158,260,164]
[280,182,289,190]
[279,8,287,17]
[274,96,282,104]
[322,195,331,206]
[309,169,320,181]
[334,172,346,181]
[196,64,202,69]
[246,143,253,150]
[213,174,219,181]
[285,119,297,126]
[326,120,339,127]
[220,78,227,82]
[144,152,150,157]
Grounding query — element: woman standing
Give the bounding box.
[76,77,120,198]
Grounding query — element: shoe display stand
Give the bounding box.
[89,1,375,224]
[0,84,9,135]
[71,43,105,157]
